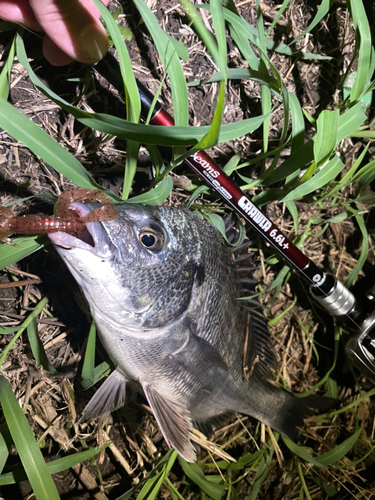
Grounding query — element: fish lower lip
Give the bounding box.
[48,202,112,258]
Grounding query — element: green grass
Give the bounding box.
[1,0,375,498]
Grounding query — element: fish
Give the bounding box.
[49,201,332,462]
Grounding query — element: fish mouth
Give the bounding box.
[48,202,114,259]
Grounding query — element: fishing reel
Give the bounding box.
[311,278,375,379]
[345,289,375,379]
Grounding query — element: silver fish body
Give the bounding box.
[49,202,331,461]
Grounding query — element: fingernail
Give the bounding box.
[76,23,108,64]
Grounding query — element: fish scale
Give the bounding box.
[49,202,333,462]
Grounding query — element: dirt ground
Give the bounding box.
[1,0,375,499]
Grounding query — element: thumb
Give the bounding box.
[29,0,109,64]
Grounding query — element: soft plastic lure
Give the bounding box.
[0,187,118,239]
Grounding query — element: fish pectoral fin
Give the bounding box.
[143,383,197,462]
[173,326,228,372]
[79,370,127,422]
[190,333,228,371]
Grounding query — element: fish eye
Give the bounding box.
[138,227,164,251]
[140,233,156,247]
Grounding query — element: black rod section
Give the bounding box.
[94,53,360,329]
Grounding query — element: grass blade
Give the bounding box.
[115,450,176,500]
[175,80,226,163]
[126,176,173,205]
[313,109,339,167]
[133,0,189,126]
[355,159,375,196]
[229,25,260,70]
[285,200,299,234]
[0,445,110,485]
[289,0,334,45]
[92,0,141,199]
[0,235,44,270]
[349,0,374,103]
[0,424,11,474]
[187,67,279,87]
[178,457,224,500]
[244,442,274,500]
[222,7,331,60]
[80,361,111,391]
[0,95,99,190]
[317,429,362,466]
[345,207,368,287]
[81,321,97,387]
[137,472,163,500]
[0,297,48,369]
[0,376,60,499]
[261,84,272,154]
[0,327,20,334]
[282,155,344,202]
[266,0,291,34]
[0,35,16,99]
[27,317,57,373]
[211,0,227,76]
[180,0,221,67]
[289,92,304,154]
[92,0,140,121]
[264,102,366,185]
[282,437,325,468]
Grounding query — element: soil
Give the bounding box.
[1,1,375,499]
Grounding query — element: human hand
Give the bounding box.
[0,0,110,66]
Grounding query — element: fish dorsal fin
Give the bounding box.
[142,383,196,462]
[233,238,277,381]
[242,308,278,381]
[79,370,127,422]
[225,224,278,380]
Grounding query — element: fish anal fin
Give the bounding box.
[79,370,127,422]
[143,383,196,462]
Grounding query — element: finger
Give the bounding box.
[29,0,109,64]
[42,36,74,66]
[0,0,42,30]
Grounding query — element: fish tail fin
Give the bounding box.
[238,376,335,441]
[273,392,335,440]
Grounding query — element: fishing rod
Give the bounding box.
[94,52,375,379]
